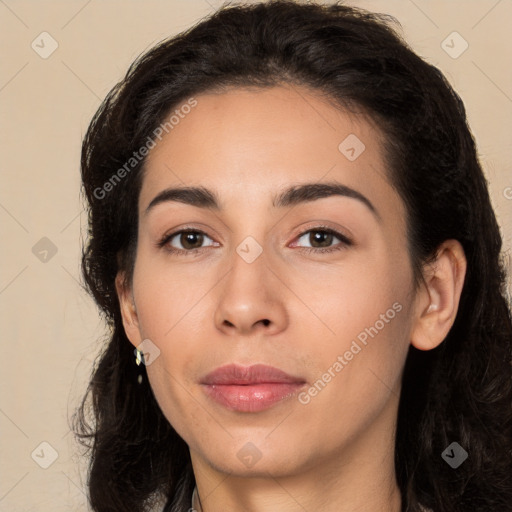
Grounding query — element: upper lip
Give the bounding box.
[201,364,306,385]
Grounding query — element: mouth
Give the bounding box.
[200,363,307,413]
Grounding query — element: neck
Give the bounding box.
[192,475,401,512]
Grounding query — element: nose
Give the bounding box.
[213,243,288,337]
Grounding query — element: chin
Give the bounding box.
[196,437,314,478]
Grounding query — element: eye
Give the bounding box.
[292,227,352,254]
[157,226,352,256]
[158,229,217,255]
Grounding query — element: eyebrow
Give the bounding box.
[144,181,379,219]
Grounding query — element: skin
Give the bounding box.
[116,85,466,512]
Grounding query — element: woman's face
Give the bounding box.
[120,85,418,478]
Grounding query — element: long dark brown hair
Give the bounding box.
[73,1,512,511]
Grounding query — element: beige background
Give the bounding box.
[0,1,510,510]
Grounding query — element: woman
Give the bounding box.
[73,1,512,511]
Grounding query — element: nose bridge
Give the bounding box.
[224,232,272,304]
[223,198,275,281]
[226,204,282,288]
[213,227,287,335]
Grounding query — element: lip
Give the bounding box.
[201,364,306,412]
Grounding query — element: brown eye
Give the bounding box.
[178,231,205,250]
[158,229,216,255]
[308,230,335,248]
[294,228,352,253]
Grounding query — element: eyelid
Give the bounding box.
[289,222,354,246]
[157,222,219,243]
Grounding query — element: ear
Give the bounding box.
[410,239,467,351]
[115,271,143,349]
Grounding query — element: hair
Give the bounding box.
[73,1,512,511]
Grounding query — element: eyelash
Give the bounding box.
[157,225,352,256]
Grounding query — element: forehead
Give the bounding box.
[139,85,400,219]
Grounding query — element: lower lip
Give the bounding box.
[202,383,305,412]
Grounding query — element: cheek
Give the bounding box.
[293,243,411,349]
[291,295,411,457]
[130,250,216,430]
[304,297,409,395]
[131,246,217,339]
[291,247,412,420]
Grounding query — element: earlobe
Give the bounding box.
[410,240,467,351]
[115,272,142,348]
